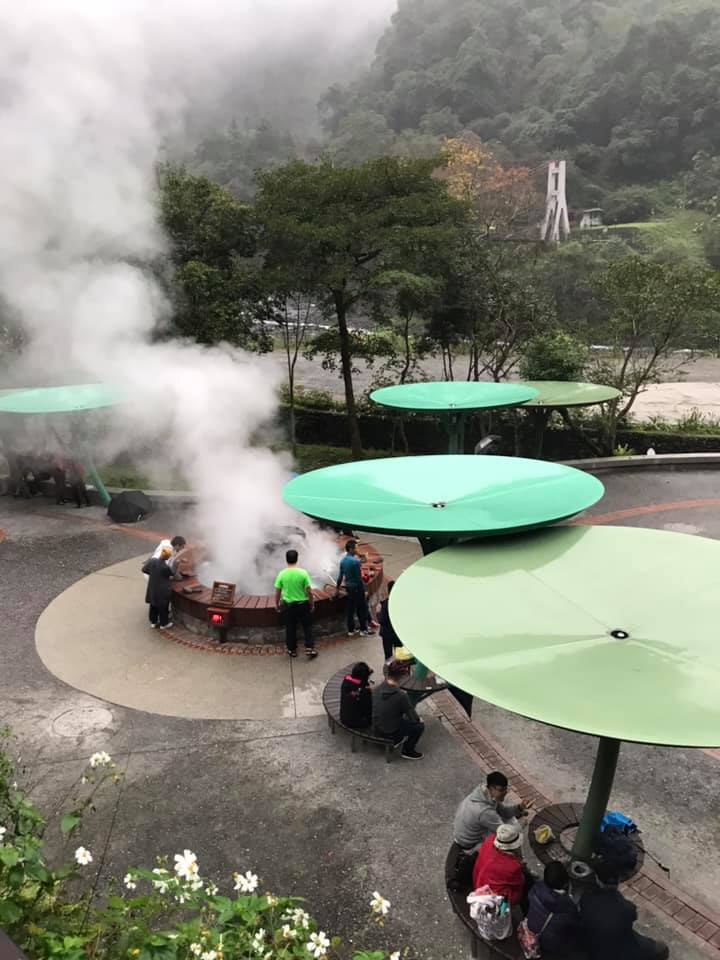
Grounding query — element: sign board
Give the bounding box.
[210,580,236,607]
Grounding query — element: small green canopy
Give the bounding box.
[370,381,538,413]
[390,525,720,748]
[518,381,620,408]
[283,455,603,538]
[0,383,120,414]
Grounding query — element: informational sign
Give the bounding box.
[210,580,236,607]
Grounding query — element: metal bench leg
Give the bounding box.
[330,719,336,734]
[385,743,391,764]
[470,931,479,959]
[351,735,357,753]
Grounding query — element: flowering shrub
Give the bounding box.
[0,729,402,960]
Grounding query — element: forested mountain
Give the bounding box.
[320,0,720,190]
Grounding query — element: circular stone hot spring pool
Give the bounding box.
[171,532,384,646]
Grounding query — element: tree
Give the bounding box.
[255,156,467,458]
[519,331,588,381]
[439,136,542,239]
[159,167,269,349]
[428,237,554,383]
[589,257,719,451]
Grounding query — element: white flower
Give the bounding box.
[11,782,17,790]
[89,751,112,768]
[74,846,93,866]
[173,849,199,881]
[190,944,202,957]
[370,891,391,916]
[390,953,400,960]
[286,907,310,929]
[151,867,171,893]
[251,929,266,954]
[232,869,259,893]
[281,924,296,940]
[190,876,204,892]
[80,776,88,784]
[0,826,6,841]
[306,931,330,959]
[205,880,218,896]
[123,873,137,891]
[265,893,278,907]
[201,951,217,960]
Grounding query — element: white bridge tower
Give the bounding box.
[541,160,570,242]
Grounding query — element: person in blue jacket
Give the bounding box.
[527,862,581,954]
[335,539,371,636]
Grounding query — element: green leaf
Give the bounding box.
[0,845,20,866]
[60,813,82,836]
[0,899,22,923]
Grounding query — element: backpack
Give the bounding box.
[593,826,638,876]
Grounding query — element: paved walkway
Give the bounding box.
[3,475,720,957]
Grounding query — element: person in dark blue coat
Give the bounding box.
[580,861,668,960]
[527,862,581,955]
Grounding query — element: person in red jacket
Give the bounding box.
[472,823,526,908]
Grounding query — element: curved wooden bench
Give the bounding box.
[445,844,589,960]
[322,665,404,764]
[529,803,645,882]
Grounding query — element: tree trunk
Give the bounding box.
[288,371,297,457]
[335,292,363,460]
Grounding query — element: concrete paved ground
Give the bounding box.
[1,475,719,957]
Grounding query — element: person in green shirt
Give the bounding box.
[274,549,317,658]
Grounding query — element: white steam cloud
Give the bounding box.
[0,0,393,589]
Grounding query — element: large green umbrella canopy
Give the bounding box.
[518,381,620,408]
[390,524,720,747]
[0,383,120,414]
[390,524,720,860]
[283,456,603,545]
[370,382,538,453]
[370,381,538,412]
[0,383,120,507]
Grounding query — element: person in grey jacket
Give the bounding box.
[453,771,527,853]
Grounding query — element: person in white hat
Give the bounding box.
[471,823,527,909]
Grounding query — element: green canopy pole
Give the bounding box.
[571,736,621,863]
[70,422,111,508]
[446,412,465,454]
[81,450,111,508]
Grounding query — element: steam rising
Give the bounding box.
[0,0,391,589]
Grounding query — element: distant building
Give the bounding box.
[579,208,604,229]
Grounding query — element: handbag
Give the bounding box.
[517,912,554,960]
[467,886,512,941]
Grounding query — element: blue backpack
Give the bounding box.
[601,811,638,835]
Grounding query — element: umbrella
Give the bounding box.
[0,383,121,506]
[370,382,538,453]
[0,383,120,414]
[516,381,621,457]
[283,455,603,554]
[108,490,152,524]
[389,525,720,861]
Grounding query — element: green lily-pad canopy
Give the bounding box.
[390,525,720,748]
[0,383,120,414]
[283,456,603,539]
[518,381,621,408]
[371,381,538,412]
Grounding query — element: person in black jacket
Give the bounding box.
[372,660,424,760]
[340,662,373,728]
[580,861,668,960]
[527,862,581,954]
[142,547,174,629]
[377,580,400,660]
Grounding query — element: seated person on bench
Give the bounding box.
[340,662,373,729]
[454,771,527,855]
[372,660,424,761]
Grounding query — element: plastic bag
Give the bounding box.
[467,885,512,941]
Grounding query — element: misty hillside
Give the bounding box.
[320,0,720,189]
